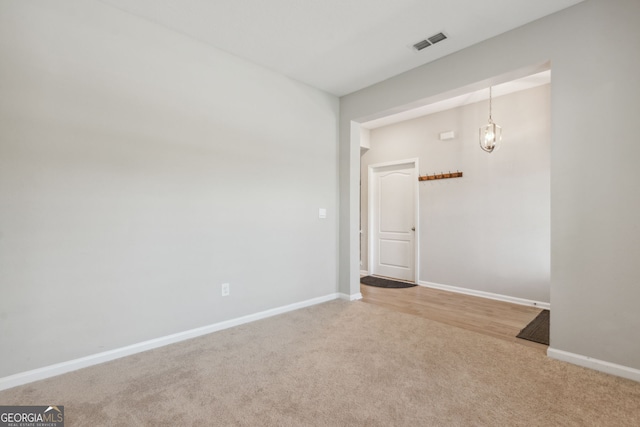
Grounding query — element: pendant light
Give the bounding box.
[479,86,502,153]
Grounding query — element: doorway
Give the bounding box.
[368,158,419,283]
[357,69,552,301]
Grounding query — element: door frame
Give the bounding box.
[368,158,420,283]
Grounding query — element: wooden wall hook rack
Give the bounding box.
[418,171,463,181]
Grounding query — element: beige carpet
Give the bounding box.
[1,300,639,426]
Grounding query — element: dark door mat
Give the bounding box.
[517,309,550,345]
[360,275,417,289]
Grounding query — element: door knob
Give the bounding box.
[411,227,415,231]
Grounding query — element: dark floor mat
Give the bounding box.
[360,275,417,289]
[516,309,550,345]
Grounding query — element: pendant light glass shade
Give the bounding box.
[479,120,502,153]
[479,87,502,153]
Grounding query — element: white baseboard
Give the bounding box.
[547,348,640,383]
[0,293,341,391]
[418,281,550,310]
[339,292,363,301]
[360,270,369,277]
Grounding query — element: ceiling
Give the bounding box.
[98,0,582,97]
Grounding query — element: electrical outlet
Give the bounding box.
[221,283,230,297]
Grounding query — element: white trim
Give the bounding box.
[0,293,341,391]
[339,292,363,301]
[418,280,550,310]
[368,158,420,284]
[360,270,369,276]
[547,348,640,383]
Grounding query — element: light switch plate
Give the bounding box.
[319,208,327,219]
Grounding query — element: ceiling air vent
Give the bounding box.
[413,39,431,51]
[412,32,447,51]
[428,32,447,44]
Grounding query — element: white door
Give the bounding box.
[369,160,418,282]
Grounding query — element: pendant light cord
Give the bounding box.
[489,86,493,122]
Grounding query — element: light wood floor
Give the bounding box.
[360,282,548,353]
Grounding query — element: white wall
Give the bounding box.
[340,0,640,372]
[0,0,338,378]
[361,85,550,302]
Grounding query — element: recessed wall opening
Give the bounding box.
[355,63,551,309]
